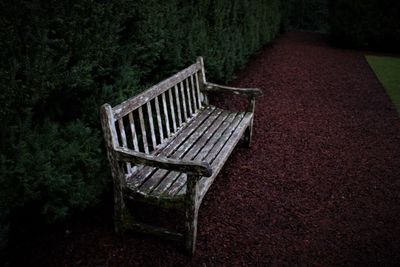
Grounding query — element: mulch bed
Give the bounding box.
[10,32,400,266]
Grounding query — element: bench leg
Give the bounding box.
[114,204,128,235]
[113,177,128,235]
[184,176,200,255]
[243,119,253,148]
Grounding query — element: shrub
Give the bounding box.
[0,119,105,222]
[286,0,329,32]
[0,0,283,250]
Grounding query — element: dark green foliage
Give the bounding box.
[1,119,105,221]
[283,0,329,32]
[0,1,130,247]
[329,0,400,50]
[0,0,283,249]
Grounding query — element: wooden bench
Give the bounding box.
[100,57,261,254]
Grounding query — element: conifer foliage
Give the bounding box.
[0,0,283,247]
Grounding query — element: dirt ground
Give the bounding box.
[10,32,400,266]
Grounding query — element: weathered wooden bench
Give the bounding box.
[100,57,261,254]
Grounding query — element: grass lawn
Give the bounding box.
[366,55,400,114]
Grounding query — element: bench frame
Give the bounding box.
[100,57,261,254]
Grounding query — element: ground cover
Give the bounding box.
[366,55,400,114]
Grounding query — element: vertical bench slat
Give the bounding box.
[146,102,157,149]
[138,106,149,154]
[161,92,171,137]
[128,112,139,173]
[185,78,193,115]
[198,57,209,105]
[195,72,202,108]
[128,112,139,151]
[118,118,131,172]
[168,88,177,133]
[190,74,198,111]
[180,81,188,122]
[154,96,164,143]
[117,118,128,147]
[180,82,188,122]
[174,85,183,127]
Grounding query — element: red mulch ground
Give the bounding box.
[10,32,400,266]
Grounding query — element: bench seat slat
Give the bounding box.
[125,106,216,188]
[158,106,215,155]
[152,111,236,195]
[198,112,252,198]
[138,108,223,193]
[166,112,247,196]
[126,106,252,199]
[151,111,234,196]
[167,109,222,159]
[144,110,229,195]
[165,112,241,194]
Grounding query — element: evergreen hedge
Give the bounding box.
[285,0,329,32]
[329,0,400,50]
[0,0,283,248]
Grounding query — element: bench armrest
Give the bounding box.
[204,82,262,97]
[204,82,261,113]
[114,147,212,177]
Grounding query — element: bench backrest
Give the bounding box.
[101,57,208,174]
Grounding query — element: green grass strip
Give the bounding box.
[366,55,400,115]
